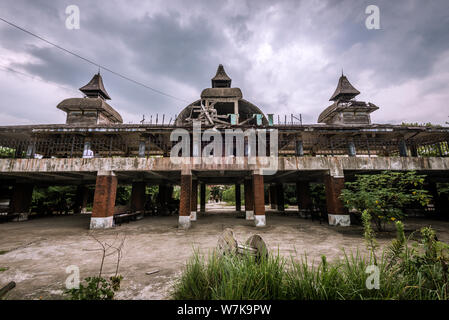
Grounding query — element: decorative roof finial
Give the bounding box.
[211,64,232,88]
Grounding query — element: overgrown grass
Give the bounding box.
[172,214,449,300]
[172,250,287,300]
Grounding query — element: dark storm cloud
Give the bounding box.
[0,0,449,125]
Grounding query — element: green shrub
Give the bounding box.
[64,235,125,300]
[341,171,431,231]
[65,275,123,300]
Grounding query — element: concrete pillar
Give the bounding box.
[276,183,285,212]
[244,179,254,220]
[253,172,266,227]
[130,181,146,218]
[179,173,192,229]
[200,183,206,213]
[235,183,241,212]
[91,171,117,229]
[296,181,312,218]
[269,184,277,209]
[10,183,34,221]
[74,185,89,214]
[190,179,198,221]
[324,175,349,226]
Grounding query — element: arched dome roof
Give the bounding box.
[175,99,267,126]
[175,64,267,126]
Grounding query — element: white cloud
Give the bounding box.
[0,0,448,127]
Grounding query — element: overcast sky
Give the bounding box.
[0,0,449,126]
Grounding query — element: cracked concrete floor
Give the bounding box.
[1,209,449,300]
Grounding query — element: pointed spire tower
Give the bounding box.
[79,72,111,100]
[57,73,122,124]
[211,64,232,88]
[318,73,378,125]
[329,74,360,101]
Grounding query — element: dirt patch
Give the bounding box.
[0,211,448,300]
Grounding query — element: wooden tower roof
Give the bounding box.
[329,74,360,101]
[211,64,232,88]
[79,73,111,100]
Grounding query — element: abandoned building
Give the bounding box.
[1,64,449,229]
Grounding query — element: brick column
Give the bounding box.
[276,183,285,212]
[130,181,146,218]
[244,179,254,220]
[91,171,117,229]
[200,183,206,213]
[253,172,266,227]
[235,183,241,212]
[296,181,312,218]
[74,185,89,214]
[10,183,34,221]
[179,173,192,229]
[190,179,198,221]
[324,174,349,226]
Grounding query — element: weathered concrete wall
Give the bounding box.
[1,157,449,174]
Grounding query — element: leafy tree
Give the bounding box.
[31,186,78,215]
[340,171,431,231]
[115,185,131,206]
[210,185,225,202]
